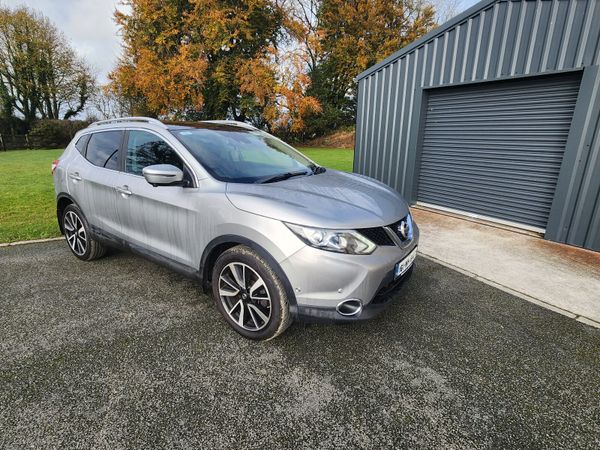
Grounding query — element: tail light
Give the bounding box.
[51,159,59,175]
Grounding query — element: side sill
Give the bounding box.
[90,225,201,281]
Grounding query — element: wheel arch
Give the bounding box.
[200,235,298,315]
[56,193,79,235]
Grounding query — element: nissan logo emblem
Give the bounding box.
[398,220,409,240]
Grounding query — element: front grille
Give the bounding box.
[357,215,413,247]
[357,227,394,246]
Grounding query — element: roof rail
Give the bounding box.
[89,117,167,128]
[201,120,258,130]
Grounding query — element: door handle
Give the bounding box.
[115,185,132,197]
[69,172,82,181]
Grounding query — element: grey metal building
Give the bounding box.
[354,0,600,251]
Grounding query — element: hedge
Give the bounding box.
[0,116,28,136]
[26,119,90,148]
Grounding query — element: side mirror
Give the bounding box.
[142,164,184,187]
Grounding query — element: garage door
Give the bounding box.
[417,73,581,231]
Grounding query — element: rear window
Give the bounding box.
[86,131,123,170]
[74,134,90,155]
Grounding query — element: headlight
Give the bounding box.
[285,223,376,255]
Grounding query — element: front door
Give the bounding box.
[113,129,198,267]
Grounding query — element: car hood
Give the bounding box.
[226,170,409,229]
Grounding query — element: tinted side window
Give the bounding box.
[126,130,183,176]
[86,131,122,170]
[75,134,90,155]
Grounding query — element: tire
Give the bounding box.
[212,245,291,340]
[62,204,107,261]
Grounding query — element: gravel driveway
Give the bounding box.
[1,241,598,449]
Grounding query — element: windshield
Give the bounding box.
[172,126,318,183]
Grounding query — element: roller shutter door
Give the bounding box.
[417,73,581,231]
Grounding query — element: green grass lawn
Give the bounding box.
[0,149,63,243]
[297,147,354,172]
[0,147,354,243]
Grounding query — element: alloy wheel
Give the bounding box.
[64,211,87,256]
[218,262,272,331]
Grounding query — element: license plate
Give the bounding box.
[394,248,417,279]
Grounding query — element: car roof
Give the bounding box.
[87,117,258,133]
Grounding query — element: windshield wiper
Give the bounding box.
[255,170,311,184]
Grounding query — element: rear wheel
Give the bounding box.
[212,245,291,340]
[62,204,106,261]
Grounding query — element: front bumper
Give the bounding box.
[295,265,414,322]
[280,223,419,322]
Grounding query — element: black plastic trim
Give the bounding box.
[200,235,299,316]
[90,225,202,281]
[86,229,298,317]
[56,193,80,234]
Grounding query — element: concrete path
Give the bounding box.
[412,207,600,327]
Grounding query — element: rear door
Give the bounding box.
[65,134,91,208]
[75,130,124,237]
[113,129,198,266]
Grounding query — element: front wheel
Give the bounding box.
[62,204,107,261]
[212,245,291,340]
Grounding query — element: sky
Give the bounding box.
[2,0,481,85]
[3,0,126,83]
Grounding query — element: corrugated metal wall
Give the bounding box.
[354,0,600,250]
[546,64,600,250]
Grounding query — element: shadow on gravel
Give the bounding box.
[0,241,598,449]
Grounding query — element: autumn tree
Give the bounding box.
[0,76,11,118]
[302,0,436,135]
[110,0,434,137]
[0,6,96,123]
[110,0,320,131]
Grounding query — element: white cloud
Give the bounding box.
[2,0,127,83]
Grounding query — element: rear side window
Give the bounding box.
[126,130,183,176]
[86,131,123,170]
[74,134,90,155]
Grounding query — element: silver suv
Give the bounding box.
[53,117,419,340]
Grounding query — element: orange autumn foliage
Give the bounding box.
[109,0,320,132]
[320,0,436,73]
[108,0,435,135]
